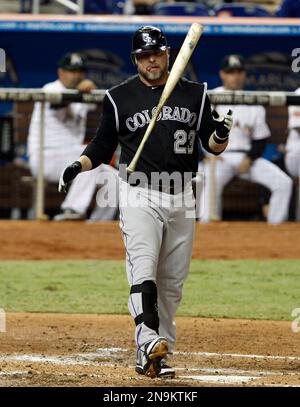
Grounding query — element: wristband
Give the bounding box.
[212,131,228,144]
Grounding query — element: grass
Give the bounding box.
[0,259,299,320]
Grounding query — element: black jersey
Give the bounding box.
[82,75,218,180]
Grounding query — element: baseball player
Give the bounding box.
[285,87,300,179]
[200,55,293,224]
[27,52,99,220]
[58,26,232,378]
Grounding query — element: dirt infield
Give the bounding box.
[1,221,299,260]
[1,221,300,387]
[1,313,300,387]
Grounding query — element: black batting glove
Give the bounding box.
[58,161,82,193]
[212,109,233,140]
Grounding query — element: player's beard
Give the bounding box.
[138,66,165,82]
[146,70,163,81]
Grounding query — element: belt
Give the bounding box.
[122,178,190,195]
[131,181,185,195]
[119,171,194,195]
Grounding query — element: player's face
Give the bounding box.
[58,68,85,89]
[220,69,246,90]
[136,50,169,85]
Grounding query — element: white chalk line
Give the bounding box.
[2,346,299,368]
[0,352,298,381]
[174,350,300,362]
[91,347,300,362]
[0,354,115,367]
[1,347,300,386]
[0,353,289,377]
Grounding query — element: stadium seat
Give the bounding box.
[20,0,33,13]
[214,3,271,17]
[68,0,124,14]
[20,0,124,14]
[153,2,211,16]
[107,0,125,14]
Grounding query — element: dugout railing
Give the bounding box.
[0,88,299,221]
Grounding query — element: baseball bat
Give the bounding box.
[126,22,204,174]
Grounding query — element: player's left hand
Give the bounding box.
[212,109,233,139]
[237,157,252,174]
[58,161,82,193]
[77,79,97,93]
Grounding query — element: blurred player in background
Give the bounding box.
[200,54,293,224]
[285,87,300,180]
[28,52,100,221]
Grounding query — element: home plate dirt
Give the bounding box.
[1,313,300,387]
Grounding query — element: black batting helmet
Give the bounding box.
[131,26,168,63]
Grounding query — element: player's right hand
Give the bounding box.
[77,79,96,93]
[58,161,82,193]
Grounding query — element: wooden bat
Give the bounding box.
[126,22,204,174]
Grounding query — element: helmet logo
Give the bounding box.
[70,53,83,65]
[142,33,157,46]
[228,55,241,67]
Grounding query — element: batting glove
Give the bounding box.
[212,109,233,140]
[58,161,82,193]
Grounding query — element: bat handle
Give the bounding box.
[126,114,158,174]
[126,164,135,174]
[126,145,143,174]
